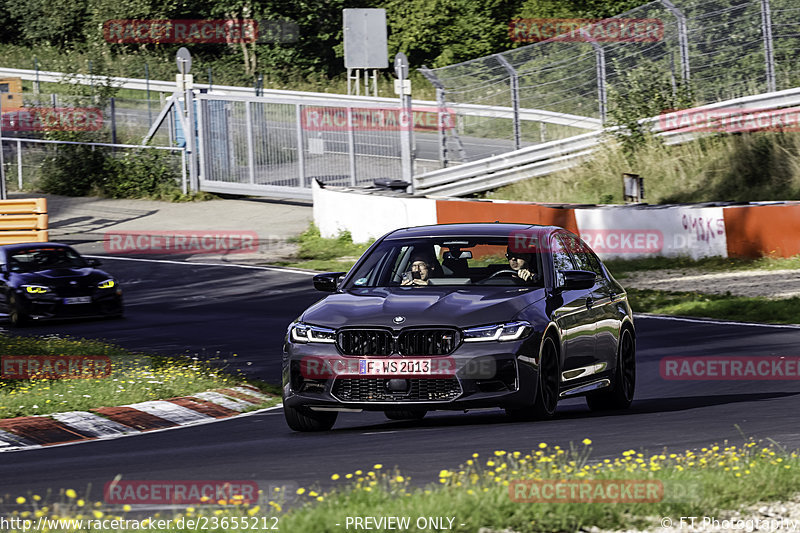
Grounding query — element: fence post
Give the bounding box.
[580,27,607,124]
[494,54,521,150]
[347,107,357,186]
[760,0,776,93]
[17,139,22,190]
[295,104,306,187]
[145,63,152,124]
[660,0,690,82]
[0,114,5,199]
[245,100,256,185]
[185,88,199,192]
[110,97,117,146]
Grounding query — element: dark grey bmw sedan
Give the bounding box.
[282,223,635,431]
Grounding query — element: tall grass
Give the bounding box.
[488,131,800,204]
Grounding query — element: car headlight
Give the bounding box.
[98,279,116,289]
[290,322,336,344]
[23,285,50,294]
[463,321,532,342]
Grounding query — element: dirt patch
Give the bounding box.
[618,268,800,299]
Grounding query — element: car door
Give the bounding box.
[0,259,9,314]
[549,232,597,378]
[570,238,620,370]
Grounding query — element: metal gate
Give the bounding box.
[196,93,410,199]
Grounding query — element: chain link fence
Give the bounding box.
[420,0,799,164]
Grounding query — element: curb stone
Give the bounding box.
[0,385,276,452]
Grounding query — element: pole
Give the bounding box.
[660,0,690,82]
[145,63,152,124]
[761,0,776,93]
[495,54,521,150]
[0,113,6,199]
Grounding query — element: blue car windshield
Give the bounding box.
[345,237,544,289]
[7,247,88,272]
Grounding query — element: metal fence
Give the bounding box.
[195,93,441,198]
[420,0,800,163]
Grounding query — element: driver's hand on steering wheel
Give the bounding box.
[517,268,533,281]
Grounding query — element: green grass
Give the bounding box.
[0,334,278,419]
[605,254,800,279]
[627,288,800,324]
[487,131,800,205]
[277,224,373,272]
[5,440,800,532]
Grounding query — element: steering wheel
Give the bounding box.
[478,269,519,284]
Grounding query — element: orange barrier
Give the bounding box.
[723,204,800,258]
[435,199,579,234]
[0,198,49,244]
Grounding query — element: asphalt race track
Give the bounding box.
[2,257,800,506]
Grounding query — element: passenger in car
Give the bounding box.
[401,253,442,286]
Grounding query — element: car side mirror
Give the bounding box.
[313,272,345,292]
[556,269,596,291]
[87,258,102,267]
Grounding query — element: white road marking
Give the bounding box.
[84,255,317,276]
[51,411,139,437]
[634,313,800,330]
[124,401,214,424]
[0,405,283,454]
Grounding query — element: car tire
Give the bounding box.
[506,335,559,420]
[284,404,337,432]
[385,409,427,421]
[8,294,28,328]
[586,328,636,412]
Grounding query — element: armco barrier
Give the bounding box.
[723,203,800,258]
[313,188,800,260]
[0,198,49,244]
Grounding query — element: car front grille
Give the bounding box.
[337,328,460,356]
[331,378,462,402]
[398,329,459,355]
[337,329,394,356]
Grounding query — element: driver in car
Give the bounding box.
[506,249,538,283]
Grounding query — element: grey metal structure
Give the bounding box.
[194,93,414,199]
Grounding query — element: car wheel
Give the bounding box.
[586,328,636,411]
[385,409,427,420]
[506,335,560,420]
[8,294,28,327]
[284,404,337,432]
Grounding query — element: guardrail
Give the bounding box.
[0,67,601,130]
[414,86,800,197]
[0,198,48,244]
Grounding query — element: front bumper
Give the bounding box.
[282,332,543,412]
[18,289,123,320]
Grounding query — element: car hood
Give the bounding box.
[16,268,110,288]
[301,286,546,328]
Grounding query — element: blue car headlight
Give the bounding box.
[463,321,532,342]
[290,322,336,344]
[22,284,51,295]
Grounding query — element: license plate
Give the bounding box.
[63,296,92,305]
[358,358,453,376]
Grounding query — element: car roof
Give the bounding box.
[0,242,74,253]
[382,223,560,240]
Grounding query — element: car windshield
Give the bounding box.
[345,237,544,288]
[7,247,88,272]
